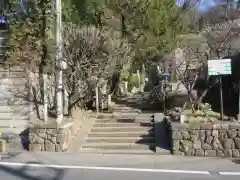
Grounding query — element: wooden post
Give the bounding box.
[141,64,146,92]
[43,74,48,123]
[102,100,104,111]
[108,94,111,107]
[63,86,69,115]
[238,80,240,120]
[219,76,224,120]
[124,81,128,92]
[27,69,32,101]
[95,86,99,113]
[137,70,140,88]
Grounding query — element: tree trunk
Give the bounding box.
[121,14,127,37]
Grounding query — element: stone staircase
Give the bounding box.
[111,92,164,112]
[0,29,8,62]
[0,64,30,152]
[80,113,155,154]
[78,92,174,155]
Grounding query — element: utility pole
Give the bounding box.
[56,0,63,126]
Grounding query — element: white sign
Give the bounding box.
[208,59,231,76]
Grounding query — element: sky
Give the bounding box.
[176,0,239,12]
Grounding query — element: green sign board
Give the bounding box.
[208,59,231,76]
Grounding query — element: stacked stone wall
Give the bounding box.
[169,121,240,157]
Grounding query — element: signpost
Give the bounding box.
[208,59,231,76]
[207,59,232,120]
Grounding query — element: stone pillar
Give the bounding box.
[154,113,170,154]
[238,80,240,120]
[108,94,111,107]
[95,86,99,113]
[137,70,140,88]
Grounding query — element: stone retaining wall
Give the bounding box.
[29,121,74,152]
[29,109,88,152]
[169,121,240,157]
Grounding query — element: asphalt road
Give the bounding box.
[0,152,239,180]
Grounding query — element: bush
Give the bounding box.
[128,73,139,87]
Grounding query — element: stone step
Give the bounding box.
[111,109,141,113]
[135,107,163,111]
[1,140,22,151]
[0,127,28,134]
[0,78,26,85]
[85,136,154,144]
[7,143,26,152]
[0,113,29,120]
[0,95,28,102]
[111,105,139,108]
[0,37,7,45]
[80,148,155,154]
[96,112,154,119]
[0,120,29,128]
[0,99,29,106]
[95,118,153,124]
[5,134,28,151]
[81,142,154,150]
[1,132,22,140]
[7,87,28,96]
[0,66,25,72]
[0,82,26,87]
[111,104,136,108]
[0,105,30,113]
[0,30,9,37]
[0,139,26,152]
[93,122,153,128]
[114,99,159,103]
[0,47,7,54]
[110,104,138,107]
[111,102,162,107]
[155,148,171,155]
[121,103,161,107]
[114,93,151,98]
[88,131,154,138]
[118,99,160,103]
[0,86,27,96]
[0,71,26,78]
[0,76,26,82]
[3,138,23,152]
[90,126,152,133]
[9,71,26,78]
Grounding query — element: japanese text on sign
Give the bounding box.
[208,59,231,76]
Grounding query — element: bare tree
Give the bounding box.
[174,15,240,112]
[62,24,133,114]
[169,45,207,112]
[194,14,240,102]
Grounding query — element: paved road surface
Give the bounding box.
[0,152,240,180]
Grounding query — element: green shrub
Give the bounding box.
[128,73,139,87]
[199,103,212,112]
[120,71,130,82]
